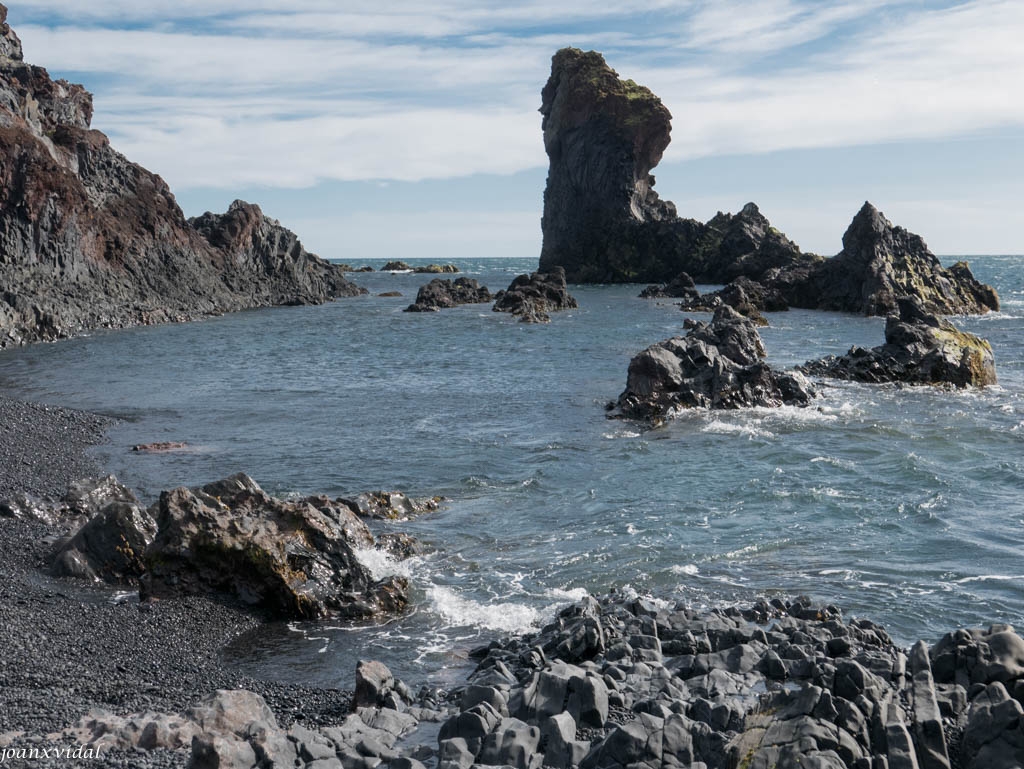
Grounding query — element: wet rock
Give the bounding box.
[493,267,578,323]
[802,296,997,388]
[383,261,413,271]
[142,473,410,619]
[132,442,188,452]
[404,278,492,312]
[49,499,157,582]
[340,491,443,520]
[639,272,699,301]
[612,305,815,421]
[413,263,459,274]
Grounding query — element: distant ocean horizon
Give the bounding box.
[1,254,1021,689]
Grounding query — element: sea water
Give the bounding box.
[0,256,1021,688]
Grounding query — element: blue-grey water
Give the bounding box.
[1,256,1022,689]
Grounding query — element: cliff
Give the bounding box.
[0,6,363,349]
[537,48,999,316]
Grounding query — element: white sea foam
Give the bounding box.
[426,585,542,634]
[956,575,1024,584]
[353,547,416,581]
[671,564,699,576]
[701,420,774,439]
[544,586,590,602]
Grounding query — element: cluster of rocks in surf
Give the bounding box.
[383,262,460,273]
[611,306,815,422]
[403,268,578,323]
[537,48,999,318]
[802,296,997,389]
[2,472,442,620]
[50,592,1024,768]
[0,7,365,349]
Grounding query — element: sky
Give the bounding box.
[8,1,1024,259]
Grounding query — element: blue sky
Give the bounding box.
[9,1,1024,258]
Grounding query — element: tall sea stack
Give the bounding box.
[536,47,999,316]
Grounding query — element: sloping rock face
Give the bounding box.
[778,202,999,315]
[0,7,362,349]
[803,296,997,387]
[612,305,814,422]
[404,277,492,312]
[142,473,408,619]
[536,48,999,316]
[493,267,578,323]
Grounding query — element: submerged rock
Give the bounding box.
[493,267,578,323]
[0,8,364,349]
[405,278,493,312]
[802,296,997,388]
[142,473,409,619]
[612,306,815,421]
[132,441,188,453]
[535,48,999,316]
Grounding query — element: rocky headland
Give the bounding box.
[0,7,364,349]
[537,48,998,317]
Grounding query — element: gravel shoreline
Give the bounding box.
[0,394,353,767]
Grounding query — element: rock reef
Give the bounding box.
[493,267,579,323]
[0,7,363,349]
[405,278,493,312]
[803,296,997,388]
[612,306,815,422]
[537,48,998,317]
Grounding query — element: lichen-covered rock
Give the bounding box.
[782,202,999,315]
[612,306,815,422]
[142,473,409,619]
[414,263,459,274]
[404,278,492,312]
[802,296,997,388]
[0,10,363,349]
[493,267,578,323]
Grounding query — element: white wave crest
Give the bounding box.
[426,585,543,634]
[353,547,416,581]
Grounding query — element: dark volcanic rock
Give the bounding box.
[0,11,364,349]
[493,267,578,323]
[803,296,997,388]
[639,271,699,300]
[142,473,409,619]
[383,260,413,271]
[779,202,999,315]
[536,48,998,316]
[679,276,789,326]
[414,263,459,274]
[613,305,815,422]
[50,497,157,582]
[405,277,493,312]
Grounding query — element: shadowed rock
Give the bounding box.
[404,278,493,312]
[0,8,364,349]
[802,296,996,388]
[493,267,578,323]
[612,305,815,422]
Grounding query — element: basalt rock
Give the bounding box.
[141,473,410,619]
[404,278,493,312]
[777,202,1000,316]
[383,261,413,271]
[536,49,998,316]
[493,267,578,323]
[49,498,157,582]
[340,491,444,520]
[678,277,789,326]
[0,9,363,349]
[612,305,815,422]
[802,296,997,388]
[639,271,699,301]
[414,263,460,274]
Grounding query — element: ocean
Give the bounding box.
[0,256,1021,690]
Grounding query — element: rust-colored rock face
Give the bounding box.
[0,6,364,349]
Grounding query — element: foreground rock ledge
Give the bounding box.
[612,305,815,422]
[537,47,998,317]
[41,592,1024,769]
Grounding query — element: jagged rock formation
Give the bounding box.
[612,305,815,422]
[0,7,363,349]
[493,267,579,323]
[678,277,790,326]
[404,277,493,312]
[639,271,699,301]
[803,296,997,388]
[141,473,409,619]
[537,48,999,316]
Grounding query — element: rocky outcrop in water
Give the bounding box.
[803,296,997,388]
[612,306,815,422]
[536,48,999,316]
[493,267,579,323]
[405,278,493,312]
[0,7,363,349]
[639,272,699,301]
[678,277,789,326]
[141,473,408,619]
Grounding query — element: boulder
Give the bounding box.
[141,473,409,619]
[802,296,996,388]
[639,271,699,301]
[382,261,413,271]
[678,276,789,326]
[49,499,157,582]
[612,305,815,421]
[492,267,578,323]
[413,263,459,274]
[339,491,443,520]
[404,278,492,312]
